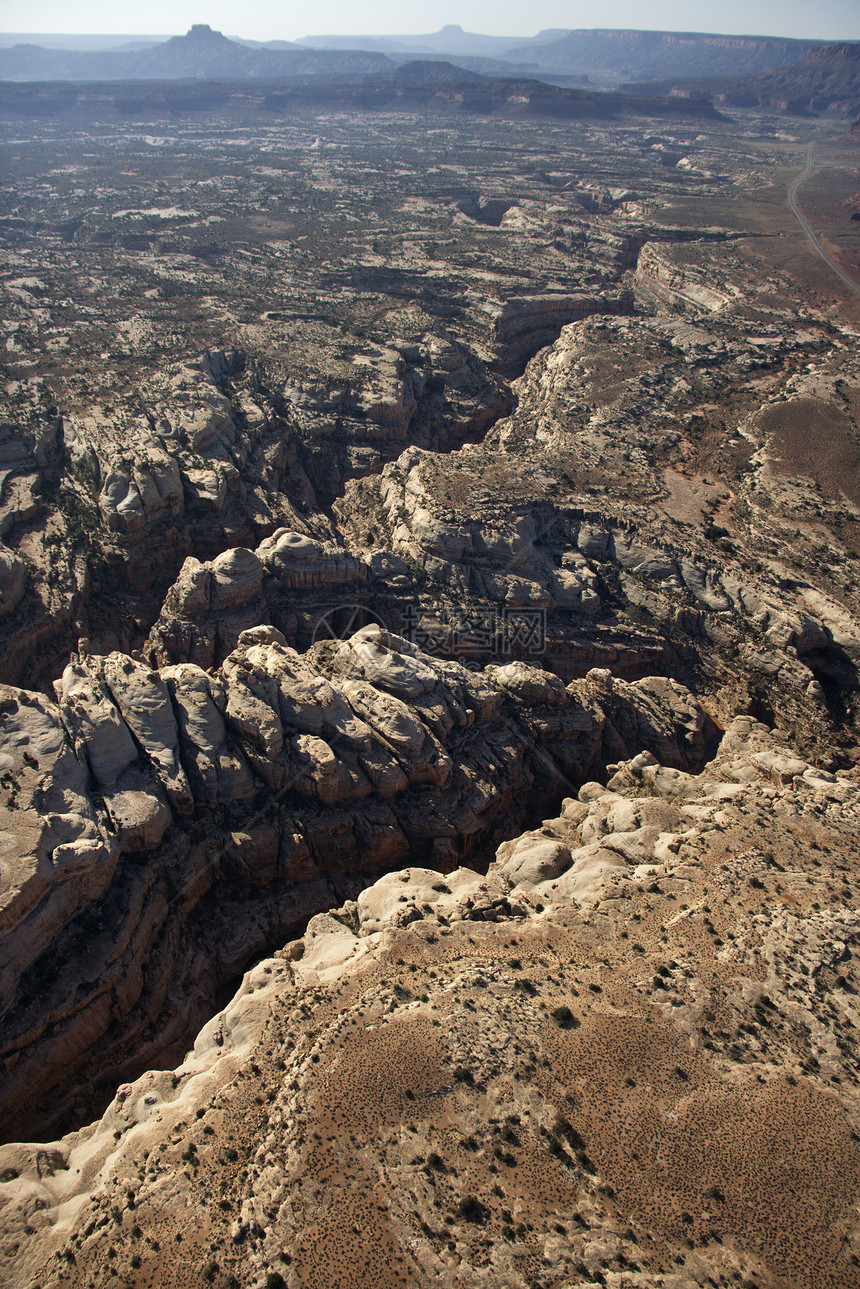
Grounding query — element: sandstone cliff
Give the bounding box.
[0,628,713,1143]
[0,716,856,1289]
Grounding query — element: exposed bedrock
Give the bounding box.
[0,626,714,1143]
[144,452,860,752]
[488,289,634,375]
[146,531,371,671]
[281,332,513,497]
[634,241,742,312]
[114,288,860,769]
[0,350,326,691]
[0,334,511,692]
[333,446,859,747]
[2,713,857,1289]
[335,302,860,754]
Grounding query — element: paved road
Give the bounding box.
[788,141,860,298]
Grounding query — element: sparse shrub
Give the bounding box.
[551,1005,579,1030]
[457,1195,485,1223]
[553,1115,585,1151]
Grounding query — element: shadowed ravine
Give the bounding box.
[0,636,716,1143]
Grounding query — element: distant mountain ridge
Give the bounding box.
[0,23,835,86]
[0,61,726,123]
[623,40,860,116]
[298,25,827,82]
[0,24,392,81]
[715,40,860,113]
[503,28,826,79]
[296,24,525,57]
[0,33,169,51]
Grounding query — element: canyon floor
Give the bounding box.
[0,92,859,1288]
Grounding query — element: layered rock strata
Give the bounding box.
[0,627,713,1143]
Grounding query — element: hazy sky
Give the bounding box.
[1,0,858,42]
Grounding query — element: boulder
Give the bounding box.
[209,547,264,609]
[496,835,572,886]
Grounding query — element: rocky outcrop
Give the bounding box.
[278,334,512,498]
[0,628,714,1143]
[1,715,856,1289]
[489,290,634,372]
[0,547,26,619]
[0,687,118,1011]
[0,351,330,691]
[0,335,511,691]
[334,439,860,748]
[634,241,741,312]
[67,349,323,578]
[146,531,369,669]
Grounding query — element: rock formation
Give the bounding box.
[0,715,857,1288]
[1,72,860,1289]
[0,627,714,1143]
